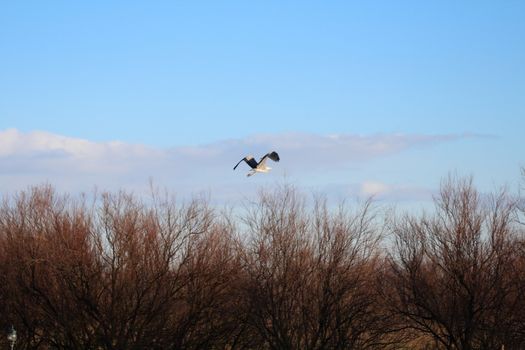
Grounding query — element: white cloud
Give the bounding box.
[366,182,435,202]
[0,128,474,201]
[318,181,434,203]
[361,181,389,196]
[0,129,153,158]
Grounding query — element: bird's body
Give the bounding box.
[233,151,280,176]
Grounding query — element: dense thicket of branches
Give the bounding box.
[0,177,524,349]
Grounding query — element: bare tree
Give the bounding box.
[385,176,522,349]
[0,185,98,349]
[238,185,389,349]
[0,186,240,349]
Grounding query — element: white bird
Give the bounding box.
[233,151,280,177]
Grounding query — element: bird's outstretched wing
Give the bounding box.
[268,151,280,162]
[259,151,280,165]
[233,156,258,170]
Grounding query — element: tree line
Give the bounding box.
[0,176,524,349]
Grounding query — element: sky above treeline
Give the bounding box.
[1,1,524,206]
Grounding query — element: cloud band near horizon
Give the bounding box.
[0,128,477,201]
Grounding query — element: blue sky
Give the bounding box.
[1,1,524,205]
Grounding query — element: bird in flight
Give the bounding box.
[233,151,280,177]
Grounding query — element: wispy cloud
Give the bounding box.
[0,128,475,201]
[244,132,474,169]
[313,181,435,203]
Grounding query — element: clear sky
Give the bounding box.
[1,1,524,206]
